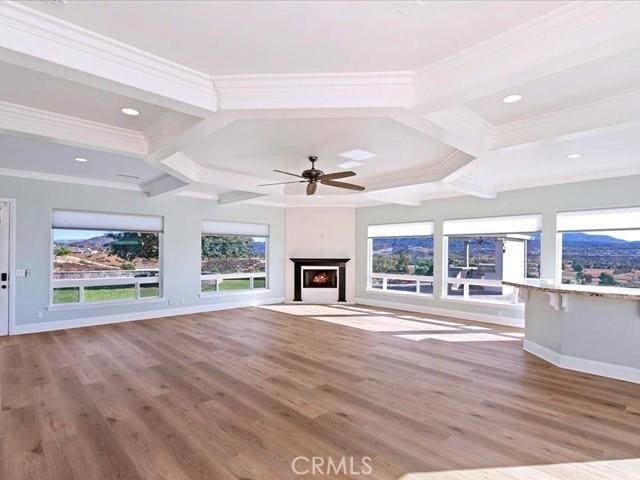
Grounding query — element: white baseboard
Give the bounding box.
[523,339,640,384]
[13,296,285,335]
[354,296,524,328]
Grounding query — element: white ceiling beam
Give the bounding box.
[412,1,640,114]
[0,100,147,157]
[0,1,217,117]
[491,90,640,149]
[389,108,488,157]
[142,174,190,197]
[438,174,497,199]
[217,191,268,205]
[159,152,203,183]
[213,72,414,110]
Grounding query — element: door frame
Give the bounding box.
[0,198,16,336]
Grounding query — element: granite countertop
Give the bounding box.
[502,279,640,300]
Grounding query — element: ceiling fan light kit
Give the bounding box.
[259,156,366,196]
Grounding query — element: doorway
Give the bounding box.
[0,200,13,336]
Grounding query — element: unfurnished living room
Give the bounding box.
[1,1,640,479]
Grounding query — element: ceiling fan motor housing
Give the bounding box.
[302,156,323,181]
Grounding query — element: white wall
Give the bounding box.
[0,175,286,332]
[356,174,640,325]
[285,207,356,302]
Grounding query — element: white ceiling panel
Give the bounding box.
[0,134,163,185]
[20,1,567,74]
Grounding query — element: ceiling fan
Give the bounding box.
[259,156,365,196]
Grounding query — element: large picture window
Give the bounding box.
[558,208,640,289]
[201,220,268,293]
[51,210,162,305]
[443,215,541,303]
[368,222,434,295]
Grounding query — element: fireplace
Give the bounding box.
[304,269,338,288]
[290,258,350,302]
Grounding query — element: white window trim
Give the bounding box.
[367,232,435,297]
[49,215,164,308]
[442,232,538,306]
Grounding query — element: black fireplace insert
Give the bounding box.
[303,269,338,288]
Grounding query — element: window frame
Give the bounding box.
[443,234,537,305]
[367,222,435,297]
[200,233,270,295]
[49,221,164,309]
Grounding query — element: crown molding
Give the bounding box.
[363,150,474,192]
[0,167,142,192]
[0,100,147,157]
[212,72,414,110]
[413,1,640,112]
[0,1,217,117]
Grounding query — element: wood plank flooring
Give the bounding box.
[1,303,640,480]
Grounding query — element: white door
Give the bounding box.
[0,202,10,336]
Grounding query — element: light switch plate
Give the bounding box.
[15,269,26,277]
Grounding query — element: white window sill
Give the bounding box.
[199,289,272,298]
[366,288,433,298]
[47,297,168,312]
[442,297,524,310]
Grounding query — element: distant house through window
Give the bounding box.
[201,220,269,293]
[367,222,434,295]
[558,208,640,288]
[51,210,162,305]
[443,215,541,303]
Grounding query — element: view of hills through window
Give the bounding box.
[562,231,640,288]
[371,236,434,276]
[52,229,160,303]
[201,235,267,292]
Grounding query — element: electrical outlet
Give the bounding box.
[36,311,44,319]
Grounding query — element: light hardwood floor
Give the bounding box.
[1,304,640,480]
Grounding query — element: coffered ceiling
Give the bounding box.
[0,0,638,207]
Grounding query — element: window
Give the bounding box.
[201,220,268,293]
[51,210,163,305]
[443,215,541,303]
[558,207,640,289]
[368,222,434,295]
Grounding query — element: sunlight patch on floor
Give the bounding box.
[399,316,463,327]
[395,332,520,342]
[259,304,367,316]
[400,457,640,479]
[502,332,525,338]
[310,315,461,332]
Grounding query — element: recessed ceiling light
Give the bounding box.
[567,153,582,159]
[116,173,141,179]
[338,149,376,161]
[74,157,87,163]
[338,160,364,169]
[121,107,140,116]
[502,94,523,104]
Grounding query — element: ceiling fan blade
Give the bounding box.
[320,171,356,180]
[321,179,365,191]
[258,180,306,186]
[306,182,318,196]
[273,169,303,178]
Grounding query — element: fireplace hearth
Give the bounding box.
[290,258,350,302]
